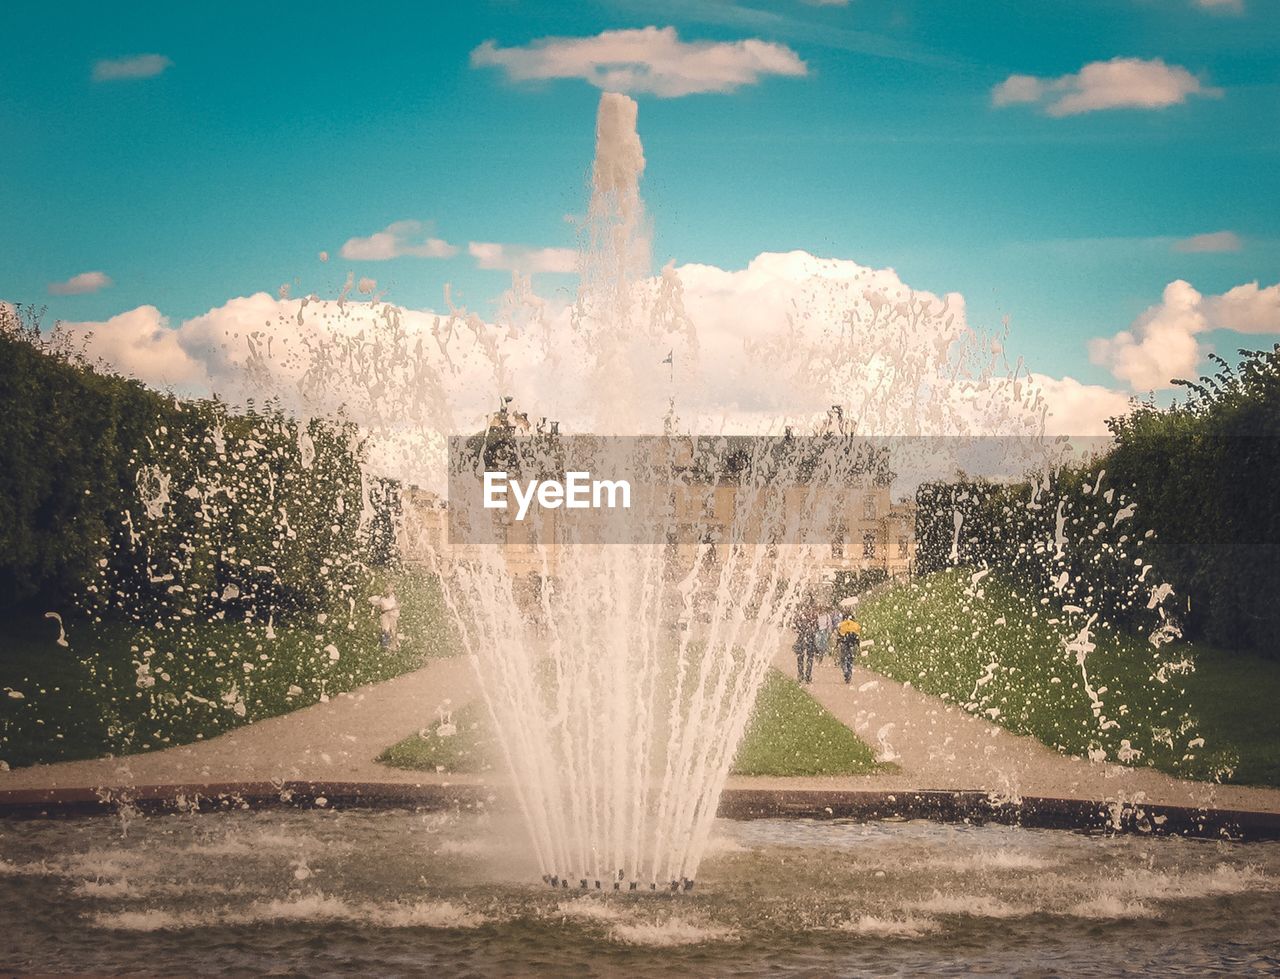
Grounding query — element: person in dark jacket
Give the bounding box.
[835,611,861,684]
[793,600,820,683]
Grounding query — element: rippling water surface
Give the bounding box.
[2,810,1278,976]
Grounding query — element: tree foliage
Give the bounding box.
[1,305,171,605]
[1106,347,1280,652]
[915,466,1166,641]
[0,303,396,617]
[915,344,1280,655]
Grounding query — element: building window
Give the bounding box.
[701,529,719,564]
[863,495,877,520]
[898,535,909,559]
[831,523,846,559]
[702,493,717,518]
[862,531,876,559]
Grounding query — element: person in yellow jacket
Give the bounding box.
[835,612,861,684]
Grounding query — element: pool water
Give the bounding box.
[2,809,1277,976]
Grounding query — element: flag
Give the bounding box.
[662,349,673,365]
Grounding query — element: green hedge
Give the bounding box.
[0,304,429,766]
[0,305,397,619]
[1106,349,1280,652]
[914,345,1280,655]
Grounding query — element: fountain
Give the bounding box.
[406,92,1204,893]
[2,91,1278,976]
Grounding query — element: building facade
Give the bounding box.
[400,406,916,581]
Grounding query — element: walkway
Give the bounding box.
[0,655,477,792]
[6,644,1280,817]
[762,645,1280,814]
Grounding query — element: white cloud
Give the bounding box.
[470,26,807,97]
[1027,373,1133,436]
[992,58,1220,116]
[1172,230,1242,253]
[339,221,458,261]
[92,54,172,82]
[55,253,1124,439]
[1204,280,1280,334]
[1194,0,1243,13]
[56,250,1146,484]
[48,271,112,296]
[57,306,207,388]
[1089,278,1280,390]
[991,74,1046,107]
[469,242,577,274]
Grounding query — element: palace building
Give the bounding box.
[400,402,917,582]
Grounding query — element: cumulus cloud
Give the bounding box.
[469,242,578,274]
[56,250,1143,484]
[1205,280,1280,334]
[339,221,458,261]
[992,58,1220,116]
[1172,230,1242,253]
[1089,278,1280,390]
[1027,373,1133,436]
[1194,0,1243,13]
[57,306,208,389]
[92,54,172,82]
[470,26,807,97]
[48,271,112,296]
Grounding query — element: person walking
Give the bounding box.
[835,610,861,684]
[369,585,401,651]
[815,607,834,665]
[793,600,819,684]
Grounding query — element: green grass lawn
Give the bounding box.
[858,569,1280,787]
[378,668,888,778]
[0,570,457,768]
[732,669,888,776]
[377,700,495,773]
[1174,644,1280,787]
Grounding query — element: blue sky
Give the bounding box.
[2,0,1277,395]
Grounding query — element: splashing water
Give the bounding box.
[12,91,1201,882]
[401,94,1096,889]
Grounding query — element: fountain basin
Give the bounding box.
[4,781,1280,841]
[2,806,1278,976]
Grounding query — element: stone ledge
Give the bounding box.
[2,782,1277,841]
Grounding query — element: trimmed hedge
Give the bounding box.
[0,304,396,619]
[915,345,1280,655]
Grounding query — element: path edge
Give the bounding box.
[2,782,1278,841]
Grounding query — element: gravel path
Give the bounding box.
[6,643,1280,817]
[0,655,477,792]
[771,644,1280,814]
